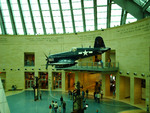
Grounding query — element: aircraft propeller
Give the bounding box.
[44,53,49,69]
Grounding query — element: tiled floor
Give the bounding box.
[6,90,146,113]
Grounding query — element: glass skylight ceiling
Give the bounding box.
[0,0,137,35]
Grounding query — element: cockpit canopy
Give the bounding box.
[71,47,77,52]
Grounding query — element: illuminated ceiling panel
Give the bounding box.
[0,0,144,35]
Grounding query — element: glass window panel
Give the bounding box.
[46,28,54,34]
[31,4,39,10]
[4,17,11,22]
[51,3,59,10]
[52,11,61,16]
[11,3,19,10]
[62,10,71,16]
[65,22,72,27]
[13,11,20,16]
[86,20,94,25]
[0,0,7,4]
[111,21,120,27]
[32,11,40,16]
[72,2,81,9]
[24,17,32,22]
[6,28,13,34]
[21,4,29,10]
[42,11,50,17]
[86,25,94,31]
[126,13,137,23]
[66,28,73,33]
[53,17,61,22]
[30,0,38,4]
[61,2,70,10]
[35,22,42,28]
[73,9,82,15]
[27,29,34,34]
[41,4,49,10]
[76,27,83,32]
[20,0,28,4]
[25,23,33,28]
[14,17,22,22]
[84,0,93,7]
[85,8,94,14]
[33,17,41,22]
[10,0,17,3]
[85,14,94,20]
[63,15,72,21]
[40,0,48,4]
[55,23,62,28]
[36,28,43,34]
[0,27,2,34]
[97,0,107,5]
[147,6,150,13]
[23,11,31,16]
[17,29,24,34]
[43,17,51,22]
[75,21,83,26]
[97,7,107,12]
[98,23,106,29]
[15,23,22,28]
[45,23,52,29]
[5,23,12,28]
[2,10,10,16]
[1,3,8,9]
[55,28,63,33]
[50,0,58,4]
[74,16,82,21]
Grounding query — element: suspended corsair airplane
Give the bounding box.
[45,36,110,69]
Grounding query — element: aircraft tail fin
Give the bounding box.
[94,36,105,48]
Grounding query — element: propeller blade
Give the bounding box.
[44,53,48,59]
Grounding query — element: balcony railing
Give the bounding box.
[57,62,119,72]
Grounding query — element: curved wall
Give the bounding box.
[0,17,150,90]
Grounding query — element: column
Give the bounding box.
[102,73,106,96]
[146,77,150,108]
[61,70,66,92]
[115,73,120,100]
[48,66,52,91]
[130,76,134,104]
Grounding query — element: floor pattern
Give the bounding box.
[6,91,142,113]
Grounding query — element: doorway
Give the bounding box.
[38,72,48,89]
[52,72,62,89]
[25,72,34,89]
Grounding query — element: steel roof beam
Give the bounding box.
[143,0,150,12]
[114,0,150,20]
[58,0,66,34]
[47,0,56,34]
[27,0,36,35]
[0,6,7,35]
[107,0,112,28]
[81,0,86,32]
[93,0,97,30]
[69,0,76,33]
[37,0,47,35]
[17,0,27,35]
[120,9,127,25]
[6,0,17,35]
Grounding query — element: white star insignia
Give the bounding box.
[83,50,88,56]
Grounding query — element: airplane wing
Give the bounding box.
[49,59,76,65]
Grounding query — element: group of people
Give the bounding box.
[94,90,103,103]
[49,96,66,113]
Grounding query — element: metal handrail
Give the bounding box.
[75,62,119,69]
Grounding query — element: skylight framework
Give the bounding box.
[0,0,139,35]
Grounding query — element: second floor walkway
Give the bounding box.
[56,62,119,72]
